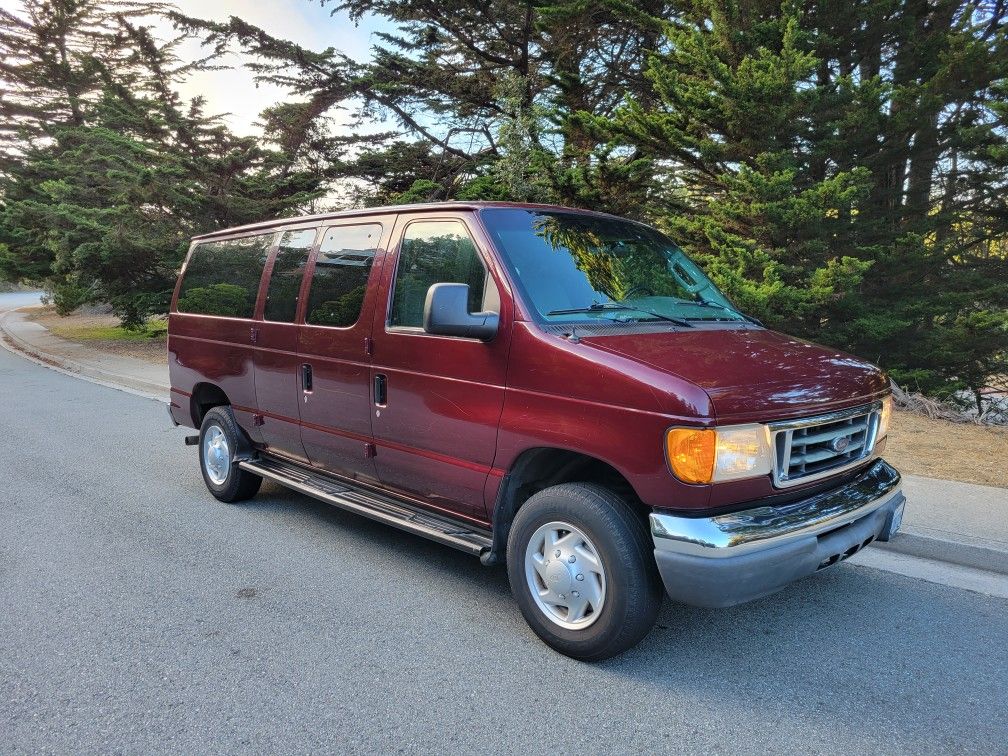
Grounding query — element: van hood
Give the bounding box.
[577,326,888,422]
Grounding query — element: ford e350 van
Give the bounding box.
[167,202,904,660]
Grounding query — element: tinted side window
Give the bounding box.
[304,224,381,328]
[177,234,273,318]
[389,221,487,328]
[264,228,317,322]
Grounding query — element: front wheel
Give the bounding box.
[506,483,663,661]
[199,406,261,503]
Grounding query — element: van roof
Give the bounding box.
[190,201,621,241]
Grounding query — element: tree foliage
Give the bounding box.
[172,0,1007,404]
[0,0,322,326]
[1,0,1006,405]
[602,1,1008,402]
[173,0,673,210]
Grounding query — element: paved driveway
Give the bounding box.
[1,311,1006,754]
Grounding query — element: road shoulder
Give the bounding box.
[0,303,168,402]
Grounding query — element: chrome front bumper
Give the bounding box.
[650,459,904,608]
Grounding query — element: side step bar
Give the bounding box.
[238,456,493,556]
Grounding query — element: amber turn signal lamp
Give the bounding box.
[665,428,716,484]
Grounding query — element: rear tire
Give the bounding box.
[506,483,662,661]
[199,406,261,503]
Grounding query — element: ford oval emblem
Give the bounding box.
[830,435,851,453]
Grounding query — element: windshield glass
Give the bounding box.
[480,208,747,324]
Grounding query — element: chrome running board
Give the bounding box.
[239,456,492,556]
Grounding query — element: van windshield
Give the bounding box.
[480,208,748,325]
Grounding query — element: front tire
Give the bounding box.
[506,483,662,661]
[199,407,261,503]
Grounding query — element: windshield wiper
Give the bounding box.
[688,299,762,326]
[547,303,693,328]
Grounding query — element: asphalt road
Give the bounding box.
[1,308,1006,754]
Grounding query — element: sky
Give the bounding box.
[0,0,386,135]
[164,0,385,135]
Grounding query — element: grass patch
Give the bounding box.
[29,308,169,365]
[47,319,167,342]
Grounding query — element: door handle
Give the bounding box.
[373,374,387,406]
[301,363,313,393]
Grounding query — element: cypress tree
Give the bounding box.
[175,0,674,210]
[603,0,1008,407]
[0,0,323,326]
[2,1,1005,403]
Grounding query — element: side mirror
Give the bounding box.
[423,283,499,341]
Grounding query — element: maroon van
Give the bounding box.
[167,202,904,660]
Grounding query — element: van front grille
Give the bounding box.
[771,404,880,488]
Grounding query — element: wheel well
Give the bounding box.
[190,382,230,427]
[484,447,647,565]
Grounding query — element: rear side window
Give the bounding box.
[389,220,488,328]
[177,234,273,318]
[264,228,317,322]
[304,224,381,328]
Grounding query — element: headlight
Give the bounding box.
[666,424,773,484]
[877,395,892,441]
[714,424,774,480]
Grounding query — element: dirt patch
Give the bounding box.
[885,410,1008,488]
[28,306,167,365]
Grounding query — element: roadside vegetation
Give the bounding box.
[1,1,1006,416]
[27,307,167,364]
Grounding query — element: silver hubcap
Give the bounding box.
[524,521,607,630]
[203,425,230,485]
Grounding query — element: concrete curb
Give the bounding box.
[0,308,168,402]
[874,531,1008,577]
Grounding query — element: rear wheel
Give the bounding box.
[506,483,662,661]
[199,407,261,503]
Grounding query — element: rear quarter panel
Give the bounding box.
[168,314,260,439]
[167,239,262,439]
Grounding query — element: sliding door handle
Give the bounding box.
[301,363,313,393]
[373,374,387,406]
